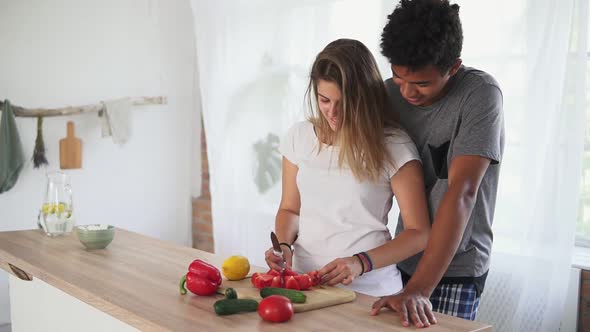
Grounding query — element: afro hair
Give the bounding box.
[381,0,463,73]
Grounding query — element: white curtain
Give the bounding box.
[190,0,396,262]
[462,1,588,331]
[190,1,588,331]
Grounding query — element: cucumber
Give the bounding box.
[224,287,237,299]
[260,287,307,304]
[213,299,258,316]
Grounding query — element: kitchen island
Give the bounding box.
[0,228,492,331]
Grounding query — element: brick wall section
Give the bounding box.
[192,122,214,253]
[580,270,589,331]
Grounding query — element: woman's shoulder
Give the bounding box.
[289,120,314,132]
[384,127,414,145]
[280,120,318,162]
[383,127,420,168]
[284,120,315,142]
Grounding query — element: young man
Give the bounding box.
[371,0,505,327]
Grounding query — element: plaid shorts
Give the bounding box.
[430,283,480,320]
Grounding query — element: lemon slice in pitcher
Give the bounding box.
[42,203,54,214]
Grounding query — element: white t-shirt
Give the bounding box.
[279,121,420,297]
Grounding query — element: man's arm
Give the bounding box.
[405,155,490,295]
[371,155,490,327]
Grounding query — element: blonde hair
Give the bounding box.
[306,39,399,182]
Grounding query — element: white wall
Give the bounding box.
[0,0,199,324]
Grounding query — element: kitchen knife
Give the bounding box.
[270,231,285,270]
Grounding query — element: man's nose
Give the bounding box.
[401,83,418,98]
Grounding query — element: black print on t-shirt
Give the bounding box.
[428,141,450,179]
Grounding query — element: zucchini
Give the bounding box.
[224,287,238,299]
[260,287,307,304]
[213,299,258,316]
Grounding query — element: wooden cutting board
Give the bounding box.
[59,121,82,169]
[217,277,356,313]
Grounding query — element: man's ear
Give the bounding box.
[449,59,462,76]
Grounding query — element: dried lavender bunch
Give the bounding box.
[32,116,48,168]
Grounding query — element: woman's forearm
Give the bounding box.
[274,209,299,245]
[366,228,429,270]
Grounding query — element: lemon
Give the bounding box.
[221,255,250,280]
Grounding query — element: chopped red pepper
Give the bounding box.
[251,269,319,290]
[284,276,301,290]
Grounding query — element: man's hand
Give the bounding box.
[371,289,437,328]
[318,256,363,286]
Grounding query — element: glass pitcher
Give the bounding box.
[38,171,75,236]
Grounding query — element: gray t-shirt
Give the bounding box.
[386,65,505,279]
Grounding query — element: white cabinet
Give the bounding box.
[8,274,138,332]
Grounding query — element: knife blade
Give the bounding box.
[270,231,285,270]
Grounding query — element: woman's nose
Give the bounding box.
[328,103,339,116]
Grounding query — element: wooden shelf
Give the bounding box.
[0,96,167,118]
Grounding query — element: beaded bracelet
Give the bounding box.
[353,254,366,276]
[357,253,370,273]
[361,252,374,272]
[355,251,374,273]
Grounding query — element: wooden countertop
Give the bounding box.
[0,228,492,331]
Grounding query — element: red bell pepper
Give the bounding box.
[179,259,222,296]
[188,259,222,286]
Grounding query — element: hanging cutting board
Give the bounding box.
[59,121,82,169]
[217,277,356,312]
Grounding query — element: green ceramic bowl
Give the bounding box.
[76,224,115,250]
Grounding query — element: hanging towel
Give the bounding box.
[100,97,132,144]
[0,100,25,194]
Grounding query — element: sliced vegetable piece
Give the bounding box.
[295,274,312,290]
[251,272,260,287]
[307,270,321,286]
[284,276,301,290]
[270,276,282,288]
[283,268,298,277]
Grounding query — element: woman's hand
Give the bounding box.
[264,247,293,271]
[318,256,363,286]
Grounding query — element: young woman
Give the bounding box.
[264,39,430,297]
